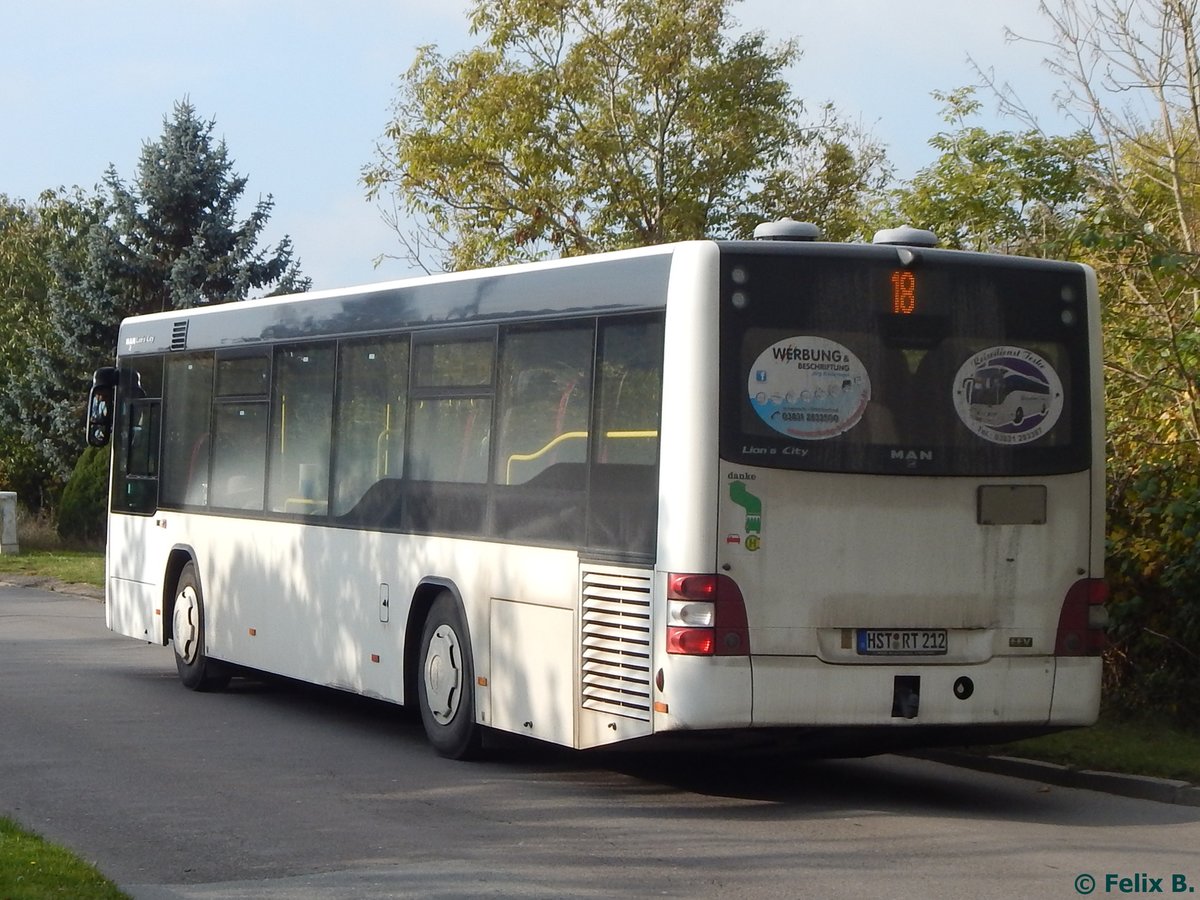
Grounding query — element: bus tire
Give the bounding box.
[171,562,229,692]
[1013,406,1025,425]
[417,592,482,759]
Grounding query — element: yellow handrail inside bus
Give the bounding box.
[376,402,393,478]
[505,430,657,484]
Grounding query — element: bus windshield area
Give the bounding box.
[718,248,1092,477]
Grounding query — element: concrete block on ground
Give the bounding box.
[0,492,18,554]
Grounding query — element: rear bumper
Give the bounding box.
[654,654,1100,734]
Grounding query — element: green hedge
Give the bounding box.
[56,446,109,546]
[1105,467,1200,725]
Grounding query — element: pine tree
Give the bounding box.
[53,99,309,363]
[24,99,310,482]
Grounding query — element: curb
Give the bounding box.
[918,749,1200,807]
[0,575,104,601]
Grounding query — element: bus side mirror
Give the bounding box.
[86,367,119,447]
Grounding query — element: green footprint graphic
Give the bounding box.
[729,482,762,534]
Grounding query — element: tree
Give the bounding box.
[366,0,878,270]
[11,100,310,485]
[894,87,1097,256]
[1,194,53,502]
[998,0,1200,465]
[750,110,895,242]
[0,189,105,507]
[56,99,309,358]
[995,0,1200,723]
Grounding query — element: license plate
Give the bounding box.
[857,629,947,656]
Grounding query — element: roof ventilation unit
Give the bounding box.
[753,218,822,241]
[872,226,938,247]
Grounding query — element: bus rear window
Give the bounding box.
[719,248,1092,476]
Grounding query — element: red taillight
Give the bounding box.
[667,627,715,655]
[666,573,750,656]
[668,573,718,600]
[1055,578,1108,656]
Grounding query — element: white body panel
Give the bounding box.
[715,469,1091,655]
[114,510,598,740]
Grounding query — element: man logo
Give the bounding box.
[891,450,934,462]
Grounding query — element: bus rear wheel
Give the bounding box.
[417,592,482,759]
[172,562,229,692]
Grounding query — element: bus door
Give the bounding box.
[105,357,169,643]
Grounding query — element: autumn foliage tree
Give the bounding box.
[1009,0,1200,721]
[896,88,1097,257]
[365,0,889,270]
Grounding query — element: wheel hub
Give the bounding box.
[173,586,199,664]
[423,624,463,725]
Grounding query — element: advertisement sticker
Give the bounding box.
[952,346,1064,445]
[747,337,871,440]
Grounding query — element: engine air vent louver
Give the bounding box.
[170,320,189,351]
[580,566,653,721]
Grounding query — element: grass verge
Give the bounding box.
[0,550,104,589]
[0,817,128,899]
[981,713,1200,783]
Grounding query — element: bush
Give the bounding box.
[56,446,110,547]
[16,505,61,551]
[1105,466,1200,726]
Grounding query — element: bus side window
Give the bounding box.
[161,354,214,507]
[209,352,270,511]
[492,323,593,544]
[331,337,410,518]
[268,344,335,516]
[210,405,268,510]
[403,332,495,535]
[587,316,664,555]
[407,334,495,485]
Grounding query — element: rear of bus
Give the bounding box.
[656,234,1104,749]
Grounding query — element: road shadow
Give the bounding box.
[146,668,1200,830]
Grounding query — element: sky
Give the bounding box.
[2,1,1074,291]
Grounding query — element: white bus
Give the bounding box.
[86,224,1106,758]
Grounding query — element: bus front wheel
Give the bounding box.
[171,562,229,692]
[417,592,482,759]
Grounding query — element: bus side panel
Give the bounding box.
[489,598,574,747]
[651,655,752,732]
[176,515,411,701]
[655,241,721,576]
[648,243,755,736]
[172,513,587,739]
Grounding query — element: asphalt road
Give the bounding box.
[2,583,1199,899]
